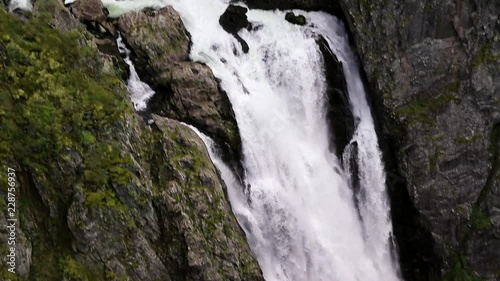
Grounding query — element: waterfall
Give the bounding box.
[105,1,400,280]
[116,34,155,111]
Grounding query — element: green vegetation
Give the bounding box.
[396,94,461,125]
[455,133,483,144]
[60,257,102,281]
[444,262,483,281]
[470,207,492,231]
[0,9,136,280]
[471,43,499,69]
[428,146,445,174]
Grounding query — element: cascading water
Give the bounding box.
[8,0,32,12]
[104,1,400,280]
[116,34,156,111]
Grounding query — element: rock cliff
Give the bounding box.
[337,0,499,280]
[0,1,263,280]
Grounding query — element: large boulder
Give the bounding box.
[149,62,241,165]
[71,0,108,23]
[118,6,190,84]
[339,0,500,280]
[316,36,355,161]
[219,4,249,34]
[219,5,250,53]
[70,0,116,37]
[118,6,242,170]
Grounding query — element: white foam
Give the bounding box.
[107,1,401,280]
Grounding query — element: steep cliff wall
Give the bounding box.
[338,0,499,280]
[0,1,263,280]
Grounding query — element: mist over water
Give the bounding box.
[104,0,401,280]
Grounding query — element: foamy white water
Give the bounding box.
[8,0,32,12]
[106,1,400,280]
[116,34,155,111]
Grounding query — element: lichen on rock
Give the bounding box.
[0,3,262,280]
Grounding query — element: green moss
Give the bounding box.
[444,262,483,281]
[396,94,461,125]
[472,43,499,69]
[429,148,444,174]
[455,133,483,144]
[85,189,136,228]
[445,81,461,93]
[0,9,139,280]
[60,257,102,281]
[470,208,492,231]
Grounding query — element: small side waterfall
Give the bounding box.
[116,34,155,111]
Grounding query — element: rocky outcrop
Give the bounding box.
[118,7,190,85]
[149,62,241,164]
[0,5,262,281]
[219,5,250,53]
[317,36,355,159]
[118,7,242,170]
[285,12,307,25]
[338,0,500,280]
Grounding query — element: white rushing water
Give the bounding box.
[116,34,155,111]
[104,0,400,280]
[8,0,32,12]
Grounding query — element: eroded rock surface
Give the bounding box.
[0,4,263,281]
[118,6,242,167]
[118,6,190,84]
[339,0,500,280]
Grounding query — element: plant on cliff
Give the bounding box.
[0,9,136,279]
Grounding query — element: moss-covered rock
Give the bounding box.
[118,6,190,84]
[0,6,262,281]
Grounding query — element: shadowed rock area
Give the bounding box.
[338,0,500,280]
[219,4,250,53]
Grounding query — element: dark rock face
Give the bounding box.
[219,5,250,53]
[149,62,242,165]
[71,0,108,23]
[285,12,306,25]
[118,6,243,172]
[338,0,500,280]
[118,6,190,85]
[219,4,249,34]
[316,36,355,159]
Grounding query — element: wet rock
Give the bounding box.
[316,36,355,158]
[285,12,306,25]
[219,5,250,53]
[71,0,108,23]
[118,6,190,84]
[70,0,116,37]
[219,4,249,34]
[149,62,241,166]
[118,6,242,171]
